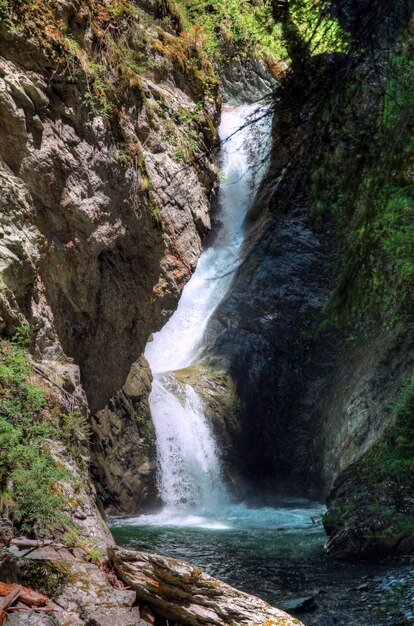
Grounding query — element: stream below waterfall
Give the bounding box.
[111,106,414,626]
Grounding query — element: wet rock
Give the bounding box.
[318,617,336,626]
[201,201,335,495]
[109,546,304,626]
[284,596,317,613]
[323,465,414,560]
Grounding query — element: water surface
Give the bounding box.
[112,499,409,625]
[112,500,331,603]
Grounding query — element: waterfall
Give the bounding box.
[145,105,270,514]
[149,377,227,510]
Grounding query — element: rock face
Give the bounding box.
[110,546,304,626]
[316,329,414,492]
[91,355,158,514]
[201,141,414,526]
[0,19,218,414]
[201,196,336,496]
[323,465,414,560]
[0,0,219,517]
[220,58,277,104]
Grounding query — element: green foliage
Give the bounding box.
[0,338,70,536]
[0,0,8,21]
[172,0,347,63]
[176,0,288,61]
[84,547,104,561]
[60,411,91,471]
[148,195,162,226]
[61,527,104,561]
[117,31,148,75]
[157,102,203,162]
[8,1,146,124]
[11,456,68,533]
[61,411,92,444]
[11,325,31,349]
[360,372,414,487]
[134,411,154,441]
[82,85,115,124]
[289,0,348,54]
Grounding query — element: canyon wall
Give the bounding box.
[200,0,414,557]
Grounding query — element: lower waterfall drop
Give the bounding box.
[145,105,270,517]
[149,378,227,511]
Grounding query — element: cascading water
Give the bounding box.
[148,378,226,511]
[144,105,270,515]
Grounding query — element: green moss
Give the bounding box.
[323,497,357,529]
[134,412,154,441]
[16,559,72,597]
[0,0,7,20]
[360,372,414,487]
[308,35,414,333]
[149,196,162,227]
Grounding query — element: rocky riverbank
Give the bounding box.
[286,558,414,626]
[0,539,304,626]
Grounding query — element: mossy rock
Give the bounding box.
[0,549,71,598]
[172,360,244,487]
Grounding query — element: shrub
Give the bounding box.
[0,337,71,536]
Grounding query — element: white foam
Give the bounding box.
[112,500,326,533]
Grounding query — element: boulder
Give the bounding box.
[109,547,304,626]
[323,465,414,560]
